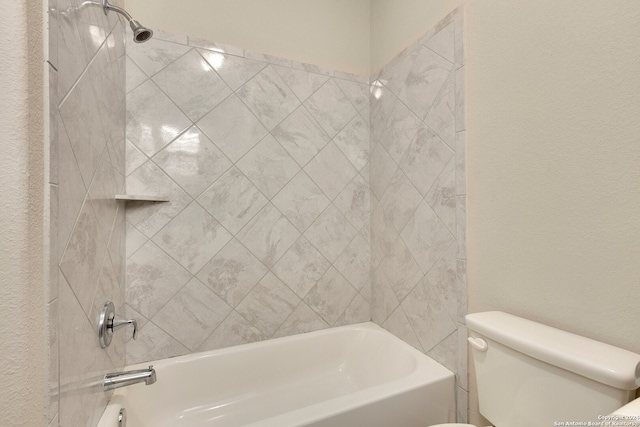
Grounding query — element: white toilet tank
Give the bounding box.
[466,312,640,427]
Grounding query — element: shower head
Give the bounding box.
[129,20,153,43]
[102,0,153,43]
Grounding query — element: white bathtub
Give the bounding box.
[98,323,455,427]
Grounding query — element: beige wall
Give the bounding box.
[466,0,640,422]
[370,0,462,73]
[0,0,47,425]
[125,0,371,76]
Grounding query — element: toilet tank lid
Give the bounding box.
[466,311,640,391]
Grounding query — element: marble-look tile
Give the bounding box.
[456,131,466,196]
[237,66,300,130]
[304,142,357,200]
[126,80,191,157]
[380,168,423,233]
[272,172,330,233]
[378,47,418,101]
[197,94,268,162]
[200,50,267,91]
[334,233,370,292]
[56,0,89,98]
[236,272,300,337]
[381,237,423,302]
[49,185,59,302]
[378,100,422,164]
[304,267,357,326]
[87,148,118,246]
[59,202,106,315]
[57,127,86,255]
[401,201,455,274]
[48,71,59,185]
[197,166,268,235]
[402,277,457,352]
[334,71,368,84]
[125,160,192,238]
[272,236,331,299]
[196,239,268,307]
[151,29,188,44]
[304,79,357,138]
[58,69,106,189]
[189,38,244,57]
[457,196,467,260]
[153,126,232,197]
[291,61,334,77]
[425,158,456,234]
[335,79,369,112]
[369,83,397,141]
[152,278,232,351]
[402,47,454,120]
[334,174,369,232]
[335,293,370,326]
[125,139,147,176]
[428,330,458,373]
[244,51,292,67]
[272,65,329,102]
[371,265,399,325]
[125,57,147,94]
[333,114,369,171]
[58,275,111,427]
[236,204,300,268]
[304,204,358,263]
[457,259,468,324]
[400,125,454,197]
[424,71,456,149]
[126,38,191,77]
[370,204,399,263]
[457,325,468,391]
[454,16,465,69]
[426,244,458,322]
[272,106,330,167]
[273,302,329,338]
[456,66,466,131]
[370,141,398,199]
[382,306,423,352]
[198,311,265,352]
[152,49,231,122]
[125,222,147,259]
[152,202,231,274]
[89,41,123,140]
[423,22,455,63]
[126,241,192,318]
[48,298,59,422]
[126,321,189,365]
[236,135,300,199]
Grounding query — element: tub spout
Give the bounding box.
[103,366,157,391]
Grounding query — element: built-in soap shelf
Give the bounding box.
[115,194,169,202]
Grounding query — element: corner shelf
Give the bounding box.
[115,194,170,202]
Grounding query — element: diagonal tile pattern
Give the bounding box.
[123,12,465,400]
[125,33,371,365]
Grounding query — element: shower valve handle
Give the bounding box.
[98,301,138,348]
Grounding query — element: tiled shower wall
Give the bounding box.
[369,9,468,422]
[48,0,127,426]
[124,33,371,363]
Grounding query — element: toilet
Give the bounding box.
[433,311,640,427]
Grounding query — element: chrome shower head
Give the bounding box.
[129,20,153,43]
[102,0,153,43]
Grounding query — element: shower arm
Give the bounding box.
[102,0,134,22]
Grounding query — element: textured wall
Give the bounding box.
[369,9,468,423]
[465,0,640,424]
[124,33,371,364]
[49,0,127,426]
[0,0,46,426]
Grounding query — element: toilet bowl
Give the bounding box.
[440,311,640,427]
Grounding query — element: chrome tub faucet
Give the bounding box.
[103,366,157,391]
